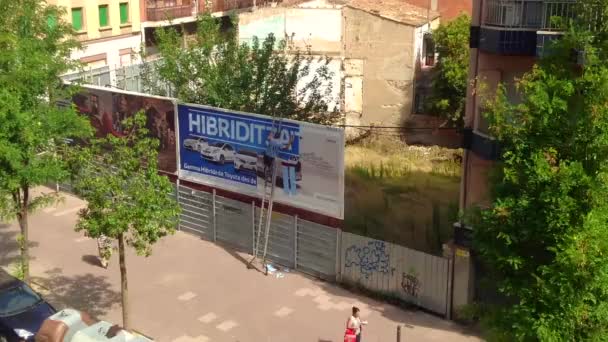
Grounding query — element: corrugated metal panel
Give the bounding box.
[255,208,296,269]
[340,232,450,316]
[177,185,213,240]
[297,218,338,280]
[215,195,253,253]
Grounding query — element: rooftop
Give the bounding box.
[332,0,439,26]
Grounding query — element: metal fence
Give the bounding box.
[175,182,339,279]
[340,232,453,317]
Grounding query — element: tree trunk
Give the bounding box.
[17,187,30,284]
[118,233,130,329]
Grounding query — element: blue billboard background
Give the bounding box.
[178,104,300,187]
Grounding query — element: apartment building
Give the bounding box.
[453,0,576,308]
[48,0,143,68]
[141,0,280,55]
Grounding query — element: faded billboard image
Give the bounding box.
[178,104,345,219]
[72,86,177,174]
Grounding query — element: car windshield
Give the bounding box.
[0,284,42,317]
[211,143,224,147]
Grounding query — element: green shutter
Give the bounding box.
[71,8,82,31]
[120,3,129,24]
[99,5,109,27]
[47,14,57,30]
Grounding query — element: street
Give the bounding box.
[0,187,481,342]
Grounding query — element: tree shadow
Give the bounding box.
[32,267,120,319]
[0,223,39,267]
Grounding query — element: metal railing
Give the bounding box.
[212,0,278,12]
[146,4,195,21]
[484,0,577,30]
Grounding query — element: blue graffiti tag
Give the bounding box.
[344,241,390,278]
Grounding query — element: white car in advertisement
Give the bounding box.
[183,136,208,152]
[201,142,235,164]
[234,149,258,173]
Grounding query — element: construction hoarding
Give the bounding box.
[177,103,345,219]
[72,85,177,175]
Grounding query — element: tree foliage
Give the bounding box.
[72,113,180,328]
[0,0,90,282]
[474,2,608,339]
[428,14,470,126]
[142,14,340,125]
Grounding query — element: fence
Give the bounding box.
[176,182,339,279]
[340,232,453,317]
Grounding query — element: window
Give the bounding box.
[98,5,109,27]
[423,34,435,67]
[47,14,57,30]
[71,8,83,31]
[119,3,129,24]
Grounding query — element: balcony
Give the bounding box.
[211,0,278,12]
[146,3,195,21]
[479,0,577,56]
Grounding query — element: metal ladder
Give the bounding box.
[248,126,281,274]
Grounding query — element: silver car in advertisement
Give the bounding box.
[201,142,235,165]
[234,149,258,173]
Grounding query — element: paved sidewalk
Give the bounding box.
[0,188,482,342]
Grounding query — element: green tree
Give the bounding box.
[0,0,90,282]
[428,14,470,126]
[72,112,180,329]
[142,13,339,125]
[474,3,608,340]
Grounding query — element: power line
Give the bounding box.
[335,124,459,130]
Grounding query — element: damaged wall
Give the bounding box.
[342,6,417,126]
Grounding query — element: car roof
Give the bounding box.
[0,269,21,290]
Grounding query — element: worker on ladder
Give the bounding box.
[263,128,293,180]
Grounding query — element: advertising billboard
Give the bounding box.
[72,86,177,175]
[177,103,345,219]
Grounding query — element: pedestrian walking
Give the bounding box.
[97,235,112,269]
[346,307,368,342]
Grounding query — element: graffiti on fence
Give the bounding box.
[344,241,390,278]
[401,271,420,298]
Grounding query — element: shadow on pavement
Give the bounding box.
[82,254,103,268]
[0,223,39,267]
[32,267,120,319]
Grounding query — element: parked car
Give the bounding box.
[256,155,302,182]
[0,270,56,342]
[234,149,259,173]
[201,142,235,165]
[183,136,208,152]
[37,309,154,342]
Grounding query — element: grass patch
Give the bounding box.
[344,136,461,255]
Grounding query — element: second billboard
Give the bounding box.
[178,104,345,219]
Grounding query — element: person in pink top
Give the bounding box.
[347,307,368,342]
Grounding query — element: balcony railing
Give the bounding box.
[484,0,577,31]
[146,4,195,21]
[211,0,278,12]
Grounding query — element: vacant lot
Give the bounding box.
[344,136,461,255]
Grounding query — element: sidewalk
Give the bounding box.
[0,188,482,342]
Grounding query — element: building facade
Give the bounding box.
[48,0,143,69]
[454,0,576,309]
[239,0,440,128]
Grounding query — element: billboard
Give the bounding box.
[177,104,345,219]
[72,86,177,175]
